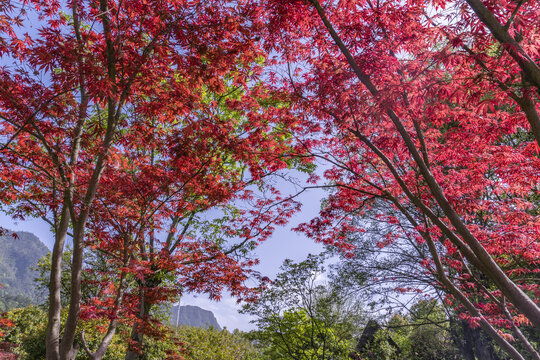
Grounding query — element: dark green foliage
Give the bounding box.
[353,300,463,360]
[0,231,49,310]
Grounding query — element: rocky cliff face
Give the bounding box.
[169,304,221,330]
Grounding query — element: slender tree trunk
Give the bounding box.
[125,297,153,360]
[464,0,540,93]
[59,164,110,359]
[59,221,87,360]
[459,320,502,360]
[45,203,71,360]
[470,325,502,360]
[451,319,475,360]
[461,322,480,360]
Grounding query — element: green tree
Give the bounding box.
[353,300,462,360]
[250,308,353,360]
[33,248,115,308]
[243,255,362,360]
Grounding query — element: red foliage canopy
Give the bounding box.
[259,0,540,359]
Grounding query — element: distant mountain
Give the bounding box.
[169,304,221,330]
[0,230,49,311]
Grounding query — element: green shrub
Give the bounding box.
[175,326,262,360]
[3,305,128,360]
[3,305,47,359]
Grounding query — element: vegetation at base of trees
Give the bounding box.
[0,305,262,360]
[243,256,505,360]
[355,300,464,360]
[175,326,262,360]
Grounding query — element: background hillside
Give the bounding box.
[0,230,49,311]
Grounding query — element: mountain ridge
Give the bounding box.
[169,304,221,330]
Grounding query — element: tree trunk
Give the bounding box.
[58,221,87,360]
[309,0,540,329]
[125,298,153,360]
[458,321,476,360]
[45,203,70,360]
[473,330,501,360]
[462,321,502,360]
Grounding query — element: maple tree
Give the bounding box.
[80,81,303,360]
[259,0,540,359]
[0,0,304,359]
